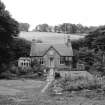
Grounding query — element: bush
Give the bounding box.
[9,65,18,74]
[18,67,33,75]
[19,73,39,79]
[57,76,103,91]
[0,71,17,79]
[55,72,61,79]
[0,59,47,79]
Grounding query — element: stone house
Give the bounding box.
[30,36,73,71]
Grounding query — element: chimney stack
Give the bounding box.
[66,35,71,47]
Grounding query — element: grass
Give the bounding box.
[0,80,46,105]
[48,76,105,99]
[19,32,85,43]
[0,79,105,105]
[61,76,104,91]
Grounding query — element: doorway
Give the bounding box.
[49,57,54,68]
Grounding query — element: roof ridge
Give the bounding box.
[30,42,73,56]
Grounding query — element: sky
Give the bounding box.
[2,0,105,30]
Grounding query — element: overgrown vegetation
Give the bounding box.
[48,76,105,98]
[59,76,103,91]
[33,23,97,34]
[72,26,105,75]
[0,0,105,79]
[0,1,19,73]
[0,58,46,79]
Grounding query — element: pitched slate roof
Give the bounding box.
[30,42,73,57]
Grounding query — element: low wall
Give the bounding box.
[57,71,94,80]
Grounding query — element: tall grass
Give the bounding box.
[56,76,105,91]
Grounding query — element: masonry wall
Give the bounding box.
[44,47,72,69]
[31,47,72,70]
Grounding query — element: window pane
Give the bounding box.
[60,57,65,64]
[39,57,44,64]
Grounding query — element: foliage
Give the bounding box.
[71,39,85,50]
[84,25,105,50]
[35,24,52,32]
[71,25,105,74]
[0,58,45,79]
[78,47,95,66]
[19,23,30,32]
[55,72,61,79]
[31,59,45,75]
[59,23,77,34]
[11,38,31,60]
[33,23,97,34]
[0,71,17,79]
[19,73,39,79]
[0,1,19,72]
[55,76,103,92]
[0,37,31,75]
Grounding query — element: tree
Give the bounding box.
[11,38,31,60]
[0,1,19,72]
[78,47,95,66]
[54,25,61,33]
[56,23,78,34]
[35,24,50,32]
[19,23,30,32]
[72,25,105,74]
[84,25,105,50]
[31,59,44,76]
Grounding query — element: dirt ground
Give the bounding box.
[0,79,105,105]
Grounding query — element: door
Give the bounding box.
[48,57,55,80]
[49,57,54,68]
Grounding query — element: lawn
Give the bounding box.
[0,79,105,105]
[19,32,85,43]
[0,79,46,105]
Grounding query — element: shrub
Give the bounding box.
[55,72,61,79]
[57,76,103,92]
[19,73,39,79]
[0,71,17,79]
[18,67,33,75]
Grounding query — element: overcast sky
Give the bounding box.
[3,0,105,30]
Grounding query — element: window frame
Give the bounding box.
[60,56,72,65]
[60,56,65,64]
[39,57,44,64]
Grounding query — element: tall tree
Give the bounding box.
[19,23,30,32]
[0,1,19,72]
[35,24,48,32]
[11,38,31,59]
[72,25,105,73]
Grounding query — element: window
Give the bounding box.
[39,57,44,64]
[60,57,65,64]
[21,62,23,66]
[24,63,26,66]
[60,56,72,65]
[65,57,69,61]
[68,57,72,61]
[26,62,29,67]
[65,56,71,61]
[65,56,71,65]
